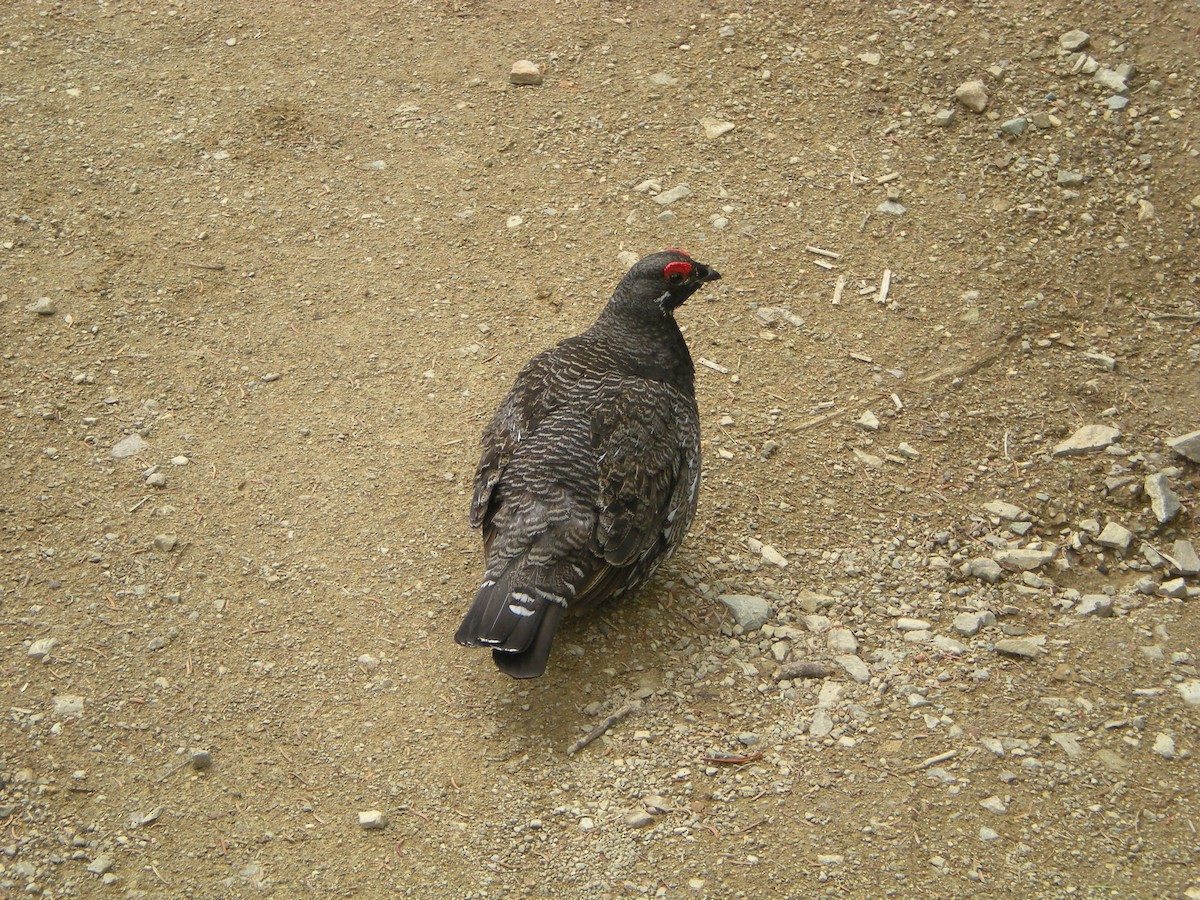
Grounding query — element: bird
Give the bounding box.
[455,249,722,678]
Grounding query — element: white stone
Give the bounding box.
[955,80,988,112]
[1152,733,1176,759]
[509,60,543,86]
[28,637,59,661]
[1053,424,1120,456]
[1167,429,1200,462]
[699,117,735,139]
[827,627,858,654]
[653,185,692,206]
[358,810,387,829]
[1095,522,1134,553]
[1144,474,1180,523]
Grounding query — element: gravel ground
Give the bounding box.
[2,0,1199,897]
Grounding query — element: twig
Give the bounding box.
[909,749,957,772]
[702,751,764,764]
[831,274,845,305]
[876,268,892,305]
[567,703,635,755]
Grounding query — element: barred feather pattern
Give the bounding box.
[455,250,718,678]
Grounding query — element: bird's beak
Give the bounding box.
[696,263,721,282]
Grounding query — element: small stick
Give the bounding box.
[703,751,764,764]
[877,269,892,305]
[910,749,957,772]
[876,172,901,184]
[805,245,842,259]
[697,357,730,374]
[567,703,635,755]
[831,274,845,305]
[812,258,835,270]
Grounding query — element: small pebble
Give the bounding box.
[358,810,388,830]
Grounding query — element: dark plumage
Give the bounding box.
[455,250,721,678]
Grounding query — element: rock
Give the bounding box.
[809,709,834,738]
[980,796,1007,815]
[932,109,956,127]
[146,472,167,488]
[624,810,655,829]
[86,855,114,875]
[875,199,906,216]
[1152,733,1176,759]
[1160,578,1188,598]
[816,853,845,866]
[954,611,995,636]
[897,442,920,459]
[966,558,1003,583]
[699,117,735,139]
[509,60,543,86]
[993,637,1044,658]
[858,51,881,66]
[1056,170,1084,186]
[1094,68,1128,93]
[1059,29,1091,51]
[979,827,1000,841]
[1053,424,1120,456]
[111,434,151,459]
[1050,732,1083,759]
[1095,750,1130,773]
[1000,117,1028,136]
[27,297,56,315]
[835,654,871,683]
[994,547,1057,571]
[853,448,885,468]
[1167,429,1200,462]
[1104,96,1129,110]
[895,617,931,632]
[52,695,85,718]
[855,410,880,431]
[358,810,388,830]
[190,749,214,770]
[1094,522,1133,553]
[955,80,989,113]
[1170,540,1200,576]
[646,72,677,86]
[827,627,858,654]
[758,543,789,568]
[718,594,771,631]
[28,637,59,661]
[1076,595,1113,617]
[153,534,178,552]
[1083,351,1116,370]
[1144,474,1180,523]
[653,185,691,206]
[934,635,968,654]
[983,500,1024,521]
[1177,680,1200,706]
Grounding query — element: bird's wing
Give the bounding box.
[470,345,586,533]
[587,376,700,583]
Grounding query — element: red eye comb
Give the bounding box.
[664,260,693,279]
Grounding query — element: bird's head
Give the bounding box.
[611,249,721,317]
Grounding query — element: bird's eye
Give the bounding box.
[663,260,692,283]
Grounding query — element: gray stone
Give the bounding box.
[1178,680,1200,706]
[934,635,968,654]
[1104,95,1129,110]
[855,410,880,431]
[111,433,150,459]
[979,827,1000,841]
[994,546,1057,571]
[27,297,56,315]
[1094,68,1128,93]
[955,79,989,112]
[1166,429,1200,463]
[718,594,771,631]
[86,855,114,876]
[993,637,1044,658]
[653,184,692,206]
[897,442,921,459]
[1050,732,1083,759]
[835,654,870,683]
[1144,474,1181,523]
[1000,117,1028,136]
[980,796,1007,814]
[1152,733,1176,759]
[647,72,677,86]
[809,708,834,738]
[1053,424,1120,456]
[894,617,931,632]
[1076,595,1113,617]
[624,810,655,829]
[967,558,1004,583]
[1059,29,1090,51]
[699,117,735,139]
[1160,578,1188,598]
[983,500,1024,521]
[954,611,995,636]
[1095,522,1134,553]
[932,109,956,127]
[153,534,178,552]
[52,695,85,718]
[1083,351,1116,370]
[358,810,388,830]
[190,749,214,770]
[827,627,859,654]
[1170,540,1200,576]
[28,637,59,661]
[1056,170,1085,186]
[875,200,906,216]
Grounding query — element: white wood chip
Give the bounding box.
[877,268,892,305]
[698,357,730,374]
[831,274,846,305]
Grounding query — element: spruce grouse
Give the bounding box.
[455,250,721,678]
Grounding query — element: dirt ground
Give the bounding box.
[2,0,1199,897]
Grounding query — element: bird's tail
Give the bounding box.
[454,570,567,679]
